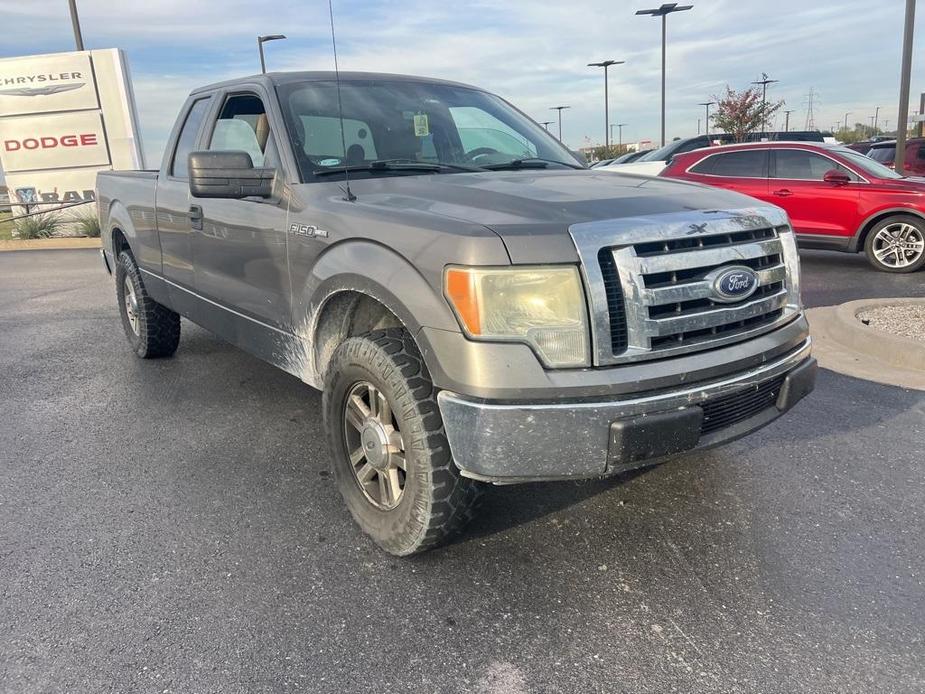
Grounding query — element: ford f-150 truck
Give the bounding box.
[97,72,816,555]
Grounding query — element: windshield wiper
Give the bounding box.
[480,157,584,171]
[313,160,483,176]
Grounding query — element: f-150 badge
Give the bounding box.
[289,223,329,238]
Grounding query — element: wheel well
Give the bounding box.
[313,291,404,380]
[111,227,130,257]
[856,211,924,251]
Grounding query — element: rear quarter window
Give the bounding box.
[689,150,768,177]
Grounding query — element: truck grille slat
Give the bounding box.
[569,211,799,365]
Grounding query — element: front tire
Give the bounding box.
[115,250,181,358]
[322,329,482,556]
[863,216,925,273]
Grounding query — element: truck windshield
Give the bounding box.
[275,79,584,181]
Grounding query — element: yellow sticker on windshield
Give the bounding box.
[413,114,430,137]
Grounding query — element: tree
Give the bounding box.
[589,144,631,162]
[711,86,784,142]
[835,123,884,144]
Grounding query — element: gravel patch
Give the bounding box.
[858,304,925,343]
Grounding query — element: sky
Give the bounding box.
[0,0,921,168]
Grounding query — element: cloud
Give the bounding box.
[1,0,920,163]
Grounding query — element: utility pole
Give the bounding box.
[67,0,85,51]
[804,87,817,130]
[540,121,554,131]
[699,100,715,141]
[636,3,693,147]
[751,73,779,130]
[783,109,794,132]
[550,106,570,141]
[895,0,916,173]
[588,60,624,148]
[257,34,286,74]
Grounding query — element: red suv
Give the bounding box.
[661,142,925,272]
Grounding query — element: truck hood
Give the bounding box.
[337,169,766,263]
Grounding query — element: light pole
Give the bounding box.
[783,109,794,132]
[540,121,554,131]
[699,100,715,141]
[257,34,286,74]
[588,60,624,148]
[751,73,779,130]
[550,106,570,141]
[616,123,627,146]
[636,3,693,147]
[896,0,916,172]
[67,0,84,51]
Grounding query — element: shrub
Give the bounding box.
[14,212,62,239]
[70,208,101,237]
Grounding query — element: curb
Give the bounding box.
[806,298,925,391]
[0,238,102,252]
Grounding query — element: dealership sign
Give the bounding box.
[0,49,145,222]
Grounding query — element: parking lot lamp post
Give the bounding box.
[636,3,693,147]
[751,74,778,130]
[617,123,627,146]
[257,34,287,74]
[784,109,794,132]
[540,121,554,131]
[588,60,624,148]
[699,101,715,140]
[895,0,916,172]
[67,0,84,51]
[551,106,570,141]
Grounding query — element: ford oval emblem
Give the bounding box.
[710,265,759,303]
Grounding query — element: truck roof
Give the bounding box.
[192,71,481,95]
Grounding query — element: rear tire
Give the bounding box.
[863,215,925,273]
[322,328,482,556]
[115,250,180,358]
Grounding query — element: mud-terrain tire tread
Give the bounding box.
[115,250,181,358]
[323,328,483,555]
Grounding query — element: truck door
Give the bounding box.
[156,96,212,291]
[192,91,291,330]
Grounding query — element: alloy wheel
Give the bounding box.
[343,381,406,510]
[123,276,140,335]
[872,222,925,269]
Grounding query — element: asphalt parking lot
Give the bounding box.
[1,249,923,694]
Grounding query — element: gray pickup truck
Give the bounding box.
[98,71,816,555]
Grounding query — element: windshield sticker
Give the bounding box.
[413,114,430,137]
[319,158,342,167]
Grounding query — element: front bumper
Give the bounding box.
[437,339,815,483]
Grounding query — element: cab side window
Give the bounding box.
[170,97,211,179]
[208,94,276,167]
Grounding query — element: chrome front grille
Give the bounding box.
[569,207,802,366]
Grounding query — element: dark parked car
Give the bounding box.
[662,141,925,272]
[868,138,925,176]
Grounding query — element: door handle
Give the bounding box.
[773,189,793,197]
[189,204,203,230]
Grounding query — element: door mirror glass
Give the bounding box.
[188,150,274,199]
[823,169,851,185]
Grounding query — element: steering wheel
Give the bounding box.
[467,147,502,162]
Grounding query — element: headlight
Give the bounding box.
[777,225,803,310]
[444,265,590,368]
